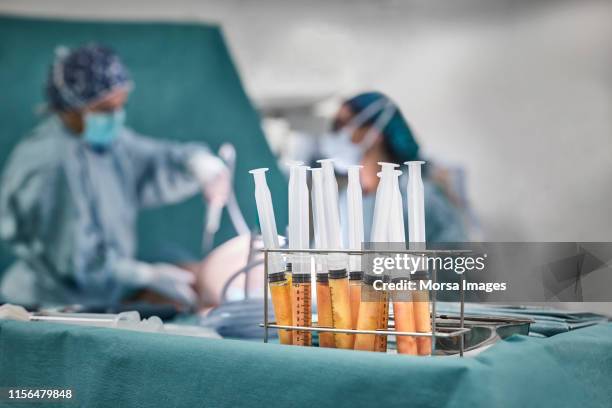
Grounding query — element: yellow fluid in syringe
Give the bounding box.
[291,273,312,346]
[316,273,335,348]
[268,270,293,345]
[328,268,354,349]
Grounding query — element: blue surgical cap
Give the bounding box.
[344,92,419,163]
[46,44,132,112]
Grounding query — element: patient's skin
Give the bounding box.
[197,234,264,309]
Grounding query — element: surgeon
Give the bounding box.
[0,44,230,308]
[324,91,466,243]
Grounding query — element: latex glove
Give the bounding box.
[117,260,198,307]
[188,151,231,207]
[144,263,198,307]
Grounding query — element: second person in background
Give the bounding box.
[323,91,467,243]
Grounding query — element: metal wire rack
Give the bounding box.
[260,247,472,356]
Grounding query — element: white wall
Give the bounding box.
[2,0,611,241]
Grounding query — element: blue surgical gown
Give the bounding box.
[0,117,209,306]
[340,174,466,244]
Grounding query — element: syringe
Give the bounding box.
[311,167,335,347]
[249,168,292,345]
[354,163,397,351]
[289,165,312,346]
[406,161,431,355]
[375,169,406,352]
[347,165,364,330]
[318,159,353,349]
[389,168,418,355]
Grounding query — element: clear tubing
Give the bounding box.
[218,143,250,236]
[30,311,140,327]
[250,168,292,344]
[311,168,334,347]
[405,161,431,355]
[291,165,312,346]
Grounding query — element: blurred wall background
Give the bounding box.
[1,0,611,242]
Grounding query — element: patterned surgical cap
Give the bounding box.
[46,44,132,111]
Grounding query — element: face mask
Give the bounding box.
[320,128,377,174]
[320,101,396,174]
[82,109,125,148]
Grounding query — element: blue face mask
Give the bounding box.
[83,109,126,148]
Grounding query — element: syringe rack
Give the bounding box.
[260,247,472,356]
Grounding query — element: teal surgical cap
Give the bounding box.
[344,92,419,163]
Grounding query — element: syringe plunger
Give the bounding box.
[249,168,283,273]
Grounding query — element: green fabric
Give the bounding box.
[0,320,610,407]
[0,15,288,272]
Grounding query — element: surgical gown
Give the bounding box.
[0,117,209,306]
[340,174,466,244]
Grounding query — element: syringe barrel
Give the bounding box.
[389,169,406,243]
[287,164,299,250]
[370,163,399,242]
[289,165,310,274]
[317,160,342,248]
[249,168,283,272]
[317,159,346,270]
[310,168,328,250]
[405,161,426,248]
[347,165,364,249]
[347,165,364,272]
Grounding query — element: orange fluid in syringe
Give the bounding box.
[269,271,293,345]
[328,269,354,349]
[316,274,335,348]
[392,281,418,355]
[291,273,312,346]
[349,272,363,330]
[413,287,432,355]
[354,275,383,351]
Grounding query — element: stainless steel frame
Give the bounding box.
[261,248,472,356]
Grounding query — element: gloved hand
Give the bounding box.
[188,151,231,207]
[116,260,198,308]
[142,263,198,307]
